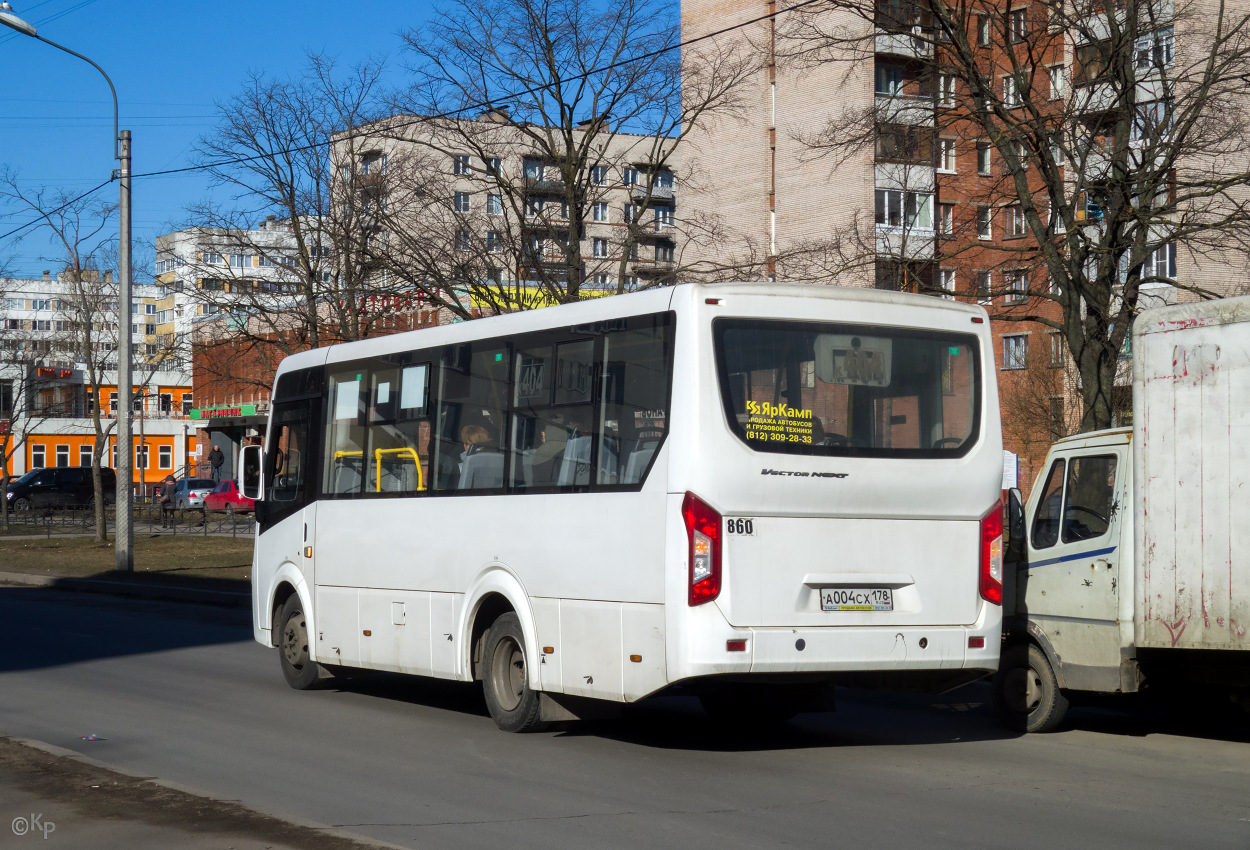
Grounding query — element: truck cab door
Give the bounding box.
[1022,448,1126,690]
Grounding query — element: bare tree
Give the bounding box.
[186,53,411,388]
[385,0,753,309]
[0,172,120,539]
[777,0,1250,430]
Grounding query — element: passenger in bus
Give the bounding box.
[531,417,575,485]
[460,424,494,456]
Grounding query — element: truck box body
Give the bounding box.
[1133,298,1250,652]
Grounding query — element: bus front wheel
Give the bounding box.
[278,596,326,690]
[481,613,548,733]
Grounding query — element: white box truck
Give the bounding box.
[996,296,1250,731]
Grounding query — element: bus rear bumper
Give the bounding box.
[669,622,1000,685]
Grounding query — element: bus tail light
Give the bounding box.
[980,501,1004,605]
[682,492,722,605]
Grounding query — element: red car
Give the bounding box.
[203,479,255,514]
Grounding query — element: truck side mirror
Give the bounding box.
[1007,488,1025,543]
[239,443,264,501]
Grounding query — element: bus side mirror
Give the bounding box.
[240,443,264,501]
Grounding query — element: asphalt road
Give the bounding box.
[1,585,1248,850]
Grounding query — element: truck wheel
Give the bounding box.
[481,613,548,733]
[278,596,328,690]
[993,643,1069,733]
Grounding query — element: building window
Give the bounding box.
[655,243,674,263]
[487,193,503,216]
[593,202,609,222]
[1010,8,1027,41]
[939,203,955,237]
[1131,100,1173,144]
[486,231,502,253]
[976,206,992,239]
[453,191,471,213]
[1008,205,1027,237]
[876,124,933,163]
[361,152,387,175]
[1006,270,1028,303]
[523,159,543,180]
[1143,242,1177,281]
[875,62,906,96]
[592,237,610,258]
[623,203,635,223]
[937,138,957,172]
[938,74,956,107]
[976,14,990,46]
[591,164,609,185]
[80,444,93,467]
[1049,332,1065,367]
[589,272,612,289]
[182,395,193,416]
[977,142,991,175]
[622,167,640,186]
[1135,27,1174,72]
[938,269,956,299]
[1003,335,1029,369]
[1075,41,1110,83]
[32,445,45,469]
[875,190,933,230]
[654,171,674,189]
[159,445,172,469]
[1003,75,1020,107]
[55,444,70,467]
[977,270,993,304]
[109,392,118,413]
[456,230,471,252]
[1049,66,1065,100]
[453,154,471,175]
[136,445,149,470]
[229,254,249,268]
[654,206,674,228]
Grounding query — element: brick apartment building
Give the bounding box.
[681,0,1250,491]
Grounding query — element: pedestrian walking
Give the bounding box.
[158,474,176,528]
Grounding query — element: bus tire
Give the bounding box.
[278,596,326,690]
[993,643,1068,733]
[481,613,548,733]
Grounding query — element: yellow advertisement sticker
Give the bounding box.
[744,400,814,444]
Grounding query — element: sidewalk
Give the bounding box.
[0,568,251,607]
[0,738,399,850]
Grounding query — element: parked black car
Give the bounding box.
[5,467,117,510]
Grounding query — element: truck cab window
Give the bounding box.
[1031,459,1065,549]
[1061,455,1117,543]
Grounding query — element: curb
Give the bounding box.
[10,737,411,850]
[0,570,250,608]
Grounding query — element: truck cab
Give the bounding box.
[998,428,1134,732]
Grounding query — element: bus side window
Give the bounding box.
[364,363,429,495]
[601,317,672,486]
[432,344,508,493]
[324,370,366,495]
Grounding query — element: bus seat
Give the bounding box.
[558,436,592,486]
[623,441,658,484]
[460,450,504,490]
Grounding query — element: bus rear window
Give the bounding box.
[715,319,980,457]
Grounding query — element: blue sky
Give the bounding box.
[1,0,429,278]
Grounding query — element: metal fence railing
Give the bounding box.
[0,502,257,539]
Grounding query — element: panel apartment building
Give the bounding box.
[680,0,1250,487]
[0,272,195,486]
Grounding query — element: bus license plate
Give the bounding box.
[820,588,893,612]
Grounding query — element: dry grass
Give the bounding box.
[0,535,254,582]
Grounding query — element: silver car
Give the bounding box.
[173,477,217,510]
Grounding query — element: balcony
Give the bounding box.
[523,176,565,196]
[629,183,675,202]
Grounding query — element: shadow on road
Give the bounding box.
[0,586,252,674]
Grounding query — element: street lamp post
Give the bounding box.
[1,3,134,570]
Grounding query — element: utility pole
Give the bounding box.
[115,130,133,570]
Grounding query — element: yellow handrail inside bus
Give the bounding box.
[331,448,424,492]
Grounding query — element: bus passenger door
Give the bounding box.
[259,400,318,632]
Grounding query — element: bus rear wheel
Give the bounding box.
[481,613,547,733]
[278,596,325,690]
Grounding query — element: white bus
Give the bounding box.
[244,283,1004,731]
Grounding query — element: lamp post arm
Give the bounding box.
[32,33,120,161]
